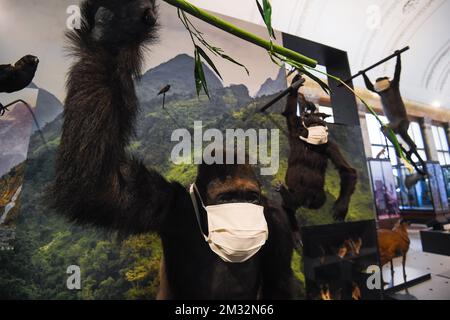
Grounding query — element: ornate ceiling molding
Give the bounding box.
[423,39,450,91]
[359,1,399,69]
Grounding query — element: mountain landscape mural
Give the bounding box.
[28,83,63,132]
[0,53,374,299]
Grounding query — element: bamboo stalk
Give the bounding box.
[162,0,317,68]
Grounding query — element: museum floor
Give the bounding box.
[385,228,450,300]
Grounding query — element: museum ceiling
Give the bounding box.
[191,0,450,110]
[0,0,448,110]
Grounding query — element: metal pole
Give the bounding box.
[339,46,410,86]
[259,79,305,113]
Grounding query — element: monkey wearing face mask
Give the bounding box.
[362,53,427,183]
[277,74,358,248]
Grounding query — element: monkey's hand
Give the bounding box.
[292,73,305,84]
[274,181,285,193]
[293,231,303,251]
[290,74,306,94]
[332,201,348,222]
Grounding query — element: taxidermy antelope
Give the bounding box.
[377,219,410,282]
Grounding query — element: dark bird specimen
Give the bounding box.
[158,84,171,96]
[0,55,39,115]
[158,84,171,108]
[277,75,357,247]
[0,54,45,143]
[362,54,427,183]
[51,0,294,300]
[0,55,39,93]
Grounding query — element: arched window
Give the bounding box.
[431,125,450,165]
[365,113,432,210]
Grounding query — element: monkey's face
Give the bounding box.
[205,176,262,206]
[195,152,262,206]
[374,77,391,92]
[301,112,330,128]
[376,76,390,83]
[91,0,158,44]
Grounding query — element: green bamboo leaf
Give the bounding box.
[169,0,317,68]
[298,66,331,95]
[263,0,276,39]
[196,45,223,80]
[209,46,224,55]
[220,54,250,75]
[194,49,203,96]
[195,36,248,75]
[177,7,250,81]
[286,67,297,78]
[256,0,276,40]
[383,126,404,158]
[268,51,284,67]
[256,1,265,22]
[277,55,331,95]
[194,49,210,98]
[269,51,327,94]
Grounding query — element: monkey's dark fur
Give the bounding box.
[51,0,294,299]
[362,55,427,175]
[278,76,357,242]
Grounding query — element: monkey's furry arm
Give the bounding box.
[393,54,401,84]
[362,72,376,93]
[52,0,182,234]
[326,141,358,221]
[261,200,295,299]
[282,90,304,138]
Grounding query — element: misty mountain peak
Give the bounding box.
[256,67,287,97]
[136,54,224,101]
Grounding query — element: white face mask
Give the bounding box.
[189,183,268,263]
[374,79,391,92]
[300,122,328,145]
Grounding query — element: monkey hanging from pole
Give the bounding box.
[277,74,358,248]
[361,52,427,188]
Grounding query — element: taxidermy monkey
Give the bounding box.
[0,55,39,115]
[52,0,294,299]
[277,75,357,247]
[362,53,427,186]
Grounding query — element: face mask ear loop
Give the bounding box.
[189,183,208,239]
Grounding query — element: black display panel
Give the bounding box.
[302,220,382,300]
